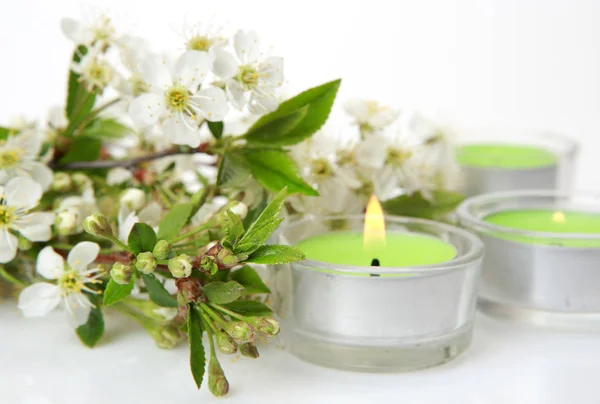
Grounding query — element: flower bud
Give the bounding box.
[216,333,238,354]
[121,188,146,211]
[216,248,240,267]
[135,252,156,274]
[71,172,93,191]
[239,342,260,359]
[50,172,72,192]
[208,357,229,397]
[55,210,78,236]
[110,262,132,285]
[17,236,32,251]
[153,240,171,260]
[83,213,113,238]
[256,317,280,337]
[228,201,248,219]
[149,325,181,349]
[200,255,218,275]
[168,254,193,278]
[224,321,255,344]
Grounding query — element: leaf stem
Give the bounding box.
[0,266,25,287]
[73,98,122,133]
[168,220,217,244]
[208,302,249,322]
[200,303,229,329]
[107,235,133,253]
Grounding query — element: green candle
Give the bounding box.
[296,231,457,267]
[483,209,600,247]
[457,144,558,168]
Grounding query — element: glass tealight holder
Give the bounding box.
[270,215,484,372]
[457,132,579,196]
[458,191,600,329]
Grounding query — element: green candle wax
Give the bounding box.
[295,231,457,268]
[457,144,558,169]
[483,209,600,247]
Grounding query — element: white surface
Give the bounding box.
[1,0,600,191]
[1,302,600,404]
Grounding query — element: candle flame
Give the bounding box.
[364,194,385,250]
[553,211,566,223]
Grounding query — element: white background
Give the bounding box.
[1,0,599,189]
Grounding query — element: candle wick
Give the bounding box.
[371,258,380,267]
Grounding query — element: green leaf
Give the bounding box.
[59,136,102,163]
[0,127,9,140]
[128,223,157,254]
[207,121,224,139]
[202,281,245,304]
[157,203,194,241]
[247,244,305,265]
[66,46,96,126]
[189,188,208,217]
[230,265,271,294]
[236,149,317,196]
[234,188,287,254]
[142,273,178,308]
[188,305,205,389]
[79,118,133,140]
[244,106,308,146]
[220,300,273,317]
[382,191,465,219]
[103,276,135,306]
[76,294,104,347]
[217,153,250,188]
[242,192,267,229]
[243,79,341,146]
[223,210,244,245]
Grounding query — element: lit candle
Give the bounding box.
[458,191,600,325]
[272,197,483,371]
[457,143,559,196]
[296,195,456,268]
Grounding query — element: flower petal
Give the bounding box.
[138,202,162,225]
[67,241,100,272]
[248,91,279,114]
[191,87,229,121]
[18,283,60,317]
[60,18,94,44]
[139,55,172,91]
[259,56,284,86]
[106,167,132,185]
[225,79,248,110]
[129,93,164,127]
[4,177,42,209]
[36,246,65,279]
[29,162,53,191]
[64,293,92,328]
[211,48,238,78]
[173,51,210,90]
[0,230,18,263]
[17,212,54,241]
[162,116,202,147]
[344,99,370,122]
[234,30,260,64]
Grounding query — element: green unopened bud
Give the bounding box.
[71,172,93,191]
[152,240,171,260]
[17,236,32,251]
[216,248,240,267]
[224,321,255,344]
[168,254,193,278]
[208,356,229,397]
[135,252,156,274]
[256,317,280,337]
[55,210,78,236]
[224,201,248,220]
[239,342,260,359]
[50,172,72,192]
[200,255,218,275]
[149,324,181,349]
[216,332,238,354]
[110,262,132,285]
[83,213,113,238]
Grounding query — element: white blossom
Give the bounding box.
[106,167,132,185]
[61,14,116,47]
[0,130,53,190]
[18,242,104,328]
[344,99,399,132]
[57,188,98,234]
[71,44,115,92]
[120,188,146,211]
[211,30,283,114]
[117,202,161,243]
[0,177,54,263]
[129,51,228,147]
[182,20,227,52]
